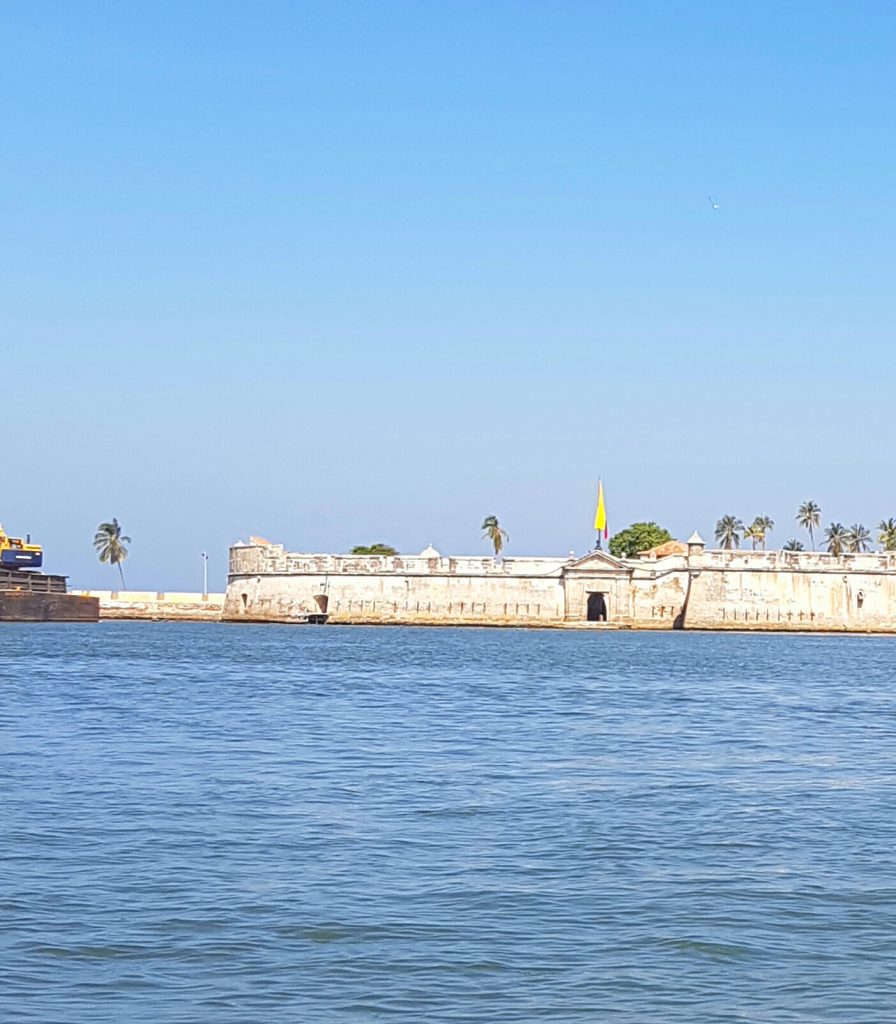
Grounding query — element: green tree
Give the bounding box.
[755,515,774,549]
[845,523,871,553]
[824,522,848,556]
[350,543,398,555]
[608,522,673,558]
[878,518,896,551]
[796,501,821,551]
[743,521,762,550]
[93,518,131,589]
[783,539,804,551]
[744,515,774,550]
[481,515,509,558]
[714,515,744,550]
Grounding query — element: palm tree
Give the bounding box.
[796,501,822,551]
[783,539,804,551]
[744,515,774,550]
[743,521,762,550]
[845,523,871,553]
[94,518,131,588]
[878,519,896,552]
[714,515,744,550]
[824,522,848,557]
[755,515,774,550]
[481,515,509,558]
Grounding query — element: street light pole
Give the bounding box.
[201,551,208,598]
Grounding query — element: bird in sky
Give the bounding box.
[707,196,721,209]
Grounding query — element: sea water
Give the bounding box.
[2,623,895,1022]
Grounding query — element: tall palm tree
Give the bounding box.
[796,501,821,551]
[878,518,896,552]
[94,518,131,588]
[824,522,848,557]
[783,539,804,551]
[481,515,509,558]
[845,523,871,553]
[714,515,744,550]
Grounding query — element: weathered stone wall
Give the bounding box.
[73,590,225,621]
[675,550,896,631]
[224,545,568,625]
[225,541,896,632]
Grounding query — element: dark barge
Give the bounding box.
[0,569,99,622]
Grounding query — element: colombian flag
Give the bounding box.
[594,480,608,539]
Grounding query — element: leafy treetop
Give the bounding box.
[879,518,896,552]
[350,543,398,555]
[609,522,673,558]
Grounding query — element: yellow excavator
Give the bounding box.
[0,524,43,568]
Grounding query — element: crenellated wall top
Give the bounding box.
[699,548,896,572]
[228,540,896,580]
[228,542,570,578]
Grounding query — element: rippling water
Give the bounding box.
[3,623,896,1022]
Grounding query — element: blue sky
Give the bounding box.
[4,1,895,589]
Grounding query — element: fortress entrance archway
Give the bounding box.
[586,592,608,622]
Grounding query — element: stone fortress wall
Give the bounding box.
[71,590,225,620]
[223,536,896,632]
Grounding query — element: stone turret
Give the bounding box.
[687,531,705,566]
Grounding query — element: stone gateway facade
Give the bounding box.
[224,536,896,632]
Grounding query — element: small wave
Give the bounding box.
[662,937,752,959]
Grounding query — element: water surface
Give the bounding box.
[2,624,895,1022]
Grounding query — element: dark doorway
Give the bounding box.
[586,592,608,622]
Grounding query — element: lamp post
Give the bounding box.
[201,551,208,599]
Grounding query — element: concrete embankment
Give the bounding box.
[71,591,224,621]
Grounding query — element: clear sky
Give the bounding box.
[4,1,895,590]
